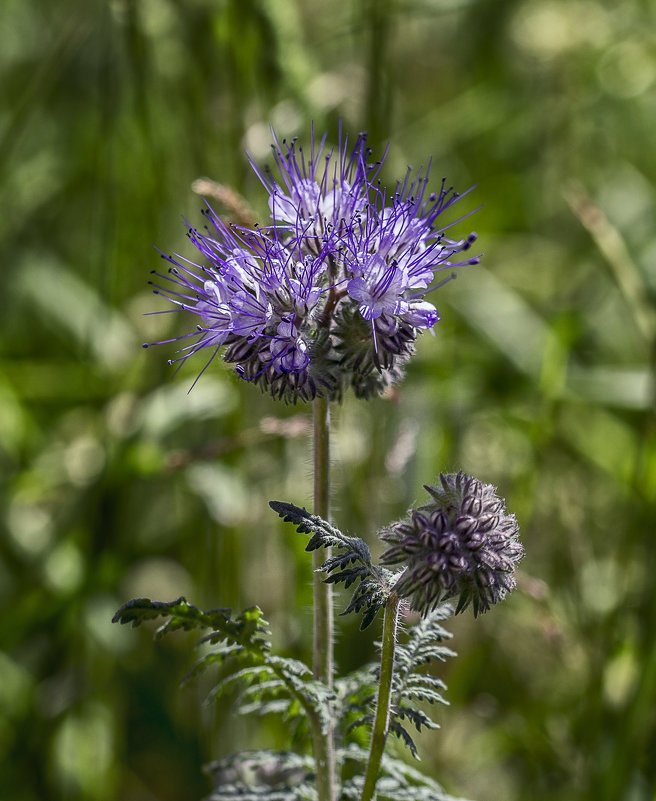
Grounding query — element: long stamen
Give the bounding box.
[145,125,479,404]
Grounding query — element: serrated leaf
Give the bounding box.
[324,564,369,589]
[340,744,471,800]
[375,607,457,757]
[334,667,378,700]
[345,711,374,731]
[204,749,316,801]
[269,501,392,628]
[205,665,274,702]
[237,698,292,717]
[112,597,270,654]
[342,578,390,630]
[268,655,313,680]
[394,704,439,732]
[241,655,331,735]
[233,675,291,718]
[238,677,287,699]
[235,678,288,715]
[269,501,347,548]
[183,645,264,686]
[404,674,448,691]
[388,720,419,759]
[399,687,448,706]
[400,644,457,667]
[207,789,316,801]
[269,504,372,570]
[333,667,378,744]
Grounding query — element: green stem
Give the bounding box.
[360,593,400,801]
[311,395,336,801]
[313,395,333,684]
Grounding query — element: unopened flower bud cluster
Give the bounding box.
[380,472,523,617]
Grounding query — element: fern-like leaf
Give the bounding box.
[204,750,316,801]
[340,744,470,801]
[395,608,456,670]
[388,719,420,759]
[399,673,448,706]
[385,606,455,758]
[234,675,288,716]
[267,655,334,736]
[333,666,378,749]
[345,712,375,735]
[395,704,439,733]
[269,501,394,629]
[113,598,325,736]
[112,597,270,654]
[205,664,274,702]
[269,501,359,552]
[337,607,456,761]
[182,646,263,688]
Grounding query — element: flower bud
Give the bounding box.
[380,472,523,616]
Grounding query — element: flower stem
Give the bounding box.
[360,592,400,801]
[311,395,336,801]
[313,395,333,684]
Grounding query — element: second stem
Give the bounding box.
[360,592,401,801]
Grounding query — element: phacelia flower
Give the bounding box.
[250,126,377,247]
[147,126,480,403]
[380,472,523,617]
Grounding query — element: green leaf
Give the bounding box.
[234,674,290,717]
[340,744,469,800]
[205,665,274,702]
[269,501,394,628]
[237,697,292,718]
[183,647,265,687]
[112,597,271,654]
[389,719,420,759]
[394,704,439,733]
[269,501,357,551]
[383,607,455,756]
[204,749,316,800]
[113,597,325,739]
[333,666,378,736]
[267,655,334,736]
[399,674,448,706]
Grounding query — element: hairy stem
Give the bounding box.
[360,592,400,801]
[313,395,333,683]
[311,394,336,800]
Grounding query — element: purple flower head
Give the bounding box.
[269,319,310,373]
[347,254,409,321]
[146,126,480,402]
[250,125,380,247]
[379,472,523,617]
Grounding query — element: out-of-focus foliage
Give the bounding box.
[1,0,654,800]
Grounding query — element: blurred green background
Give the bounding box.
[2,0,655,799]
